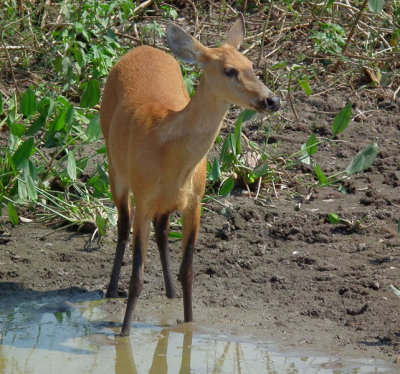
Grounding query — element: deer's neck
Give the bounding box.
[160,75,230,162]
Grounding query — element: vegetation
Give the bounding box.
[0,0,398,237]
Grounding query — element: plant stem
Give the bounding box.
[287,69,300,122]
[334,0,369,70]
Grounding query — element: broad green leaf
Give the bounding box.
[332,102,352,137]
[26,175,38,201]
[80,79,100,108]
[8,202,19,226]
[328,212,340,224]
[67,151,77,181]
[346,142,378,175]
[314,164,329,185]
[20,87,36,117]
[209,158,221,182]
[253,163,268,177]
[87,113,101,141]
[96,214,107,236]
[9,121,26,137]
[25,159,37,182]
[234,109,256,154]
[220,134,237,164]
[12,137,35,170]
[368,0,383,13]
[65,105,75,130]
[298,79,312,97]
[219,176,234,196]
[37,96,57,120]
[50,109,67,133]
[306,133,318,155]
[27,115,46,136]
[18,179,28,201]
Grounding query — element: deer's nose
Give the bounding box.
[264,96,280,112]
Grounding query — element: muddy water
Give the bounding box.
[0,294,395,374]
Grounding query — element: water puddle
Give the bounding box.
[0,291,395,373]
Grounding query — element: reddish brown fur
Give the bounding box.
[100,16,279,336]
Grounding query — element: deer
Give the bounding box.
[100,13,280,336]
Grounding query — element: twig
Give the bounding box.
[0,37,20,96]
[133,0,154,15]
[334,0,369,70]
[256,11,270,68]
[254,176,262,200]
[114,31,141,43]
[287,69,299,122]
[41,22,73,30]
[186,0,199,33]
[394,85,400,101]
[218,0,225,35]
[40,0,52,28]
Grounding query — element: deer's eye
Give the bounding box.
[224,67,239,78]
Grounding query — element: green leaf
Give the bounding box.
[96,145,107,154]
[298,79,312,97]
[328,212,340,224]
[50,109,67,133]
[219,176,234,196]
[9,121,26,137]
[26,175,38,201]
[20,87,36,117]
[27,115,46,136]
[12,137,35,170]
[0,91,3,115]
[220,134,237,164]
[332,102,352,137]
[234,110,256,154]
[397,219,400,234]
[86,113,101,141]
[253,163,268,178]
[346,142,378,175]
[8,202,19,226]
[306,133,318,155]
[64,105,75,133]
[314,164,329,185]
[209,158,221,182]
[80,79,100,108]
[37,96,57,120]
[325,0,335,8]
[96,214,107,236]
[67,151,77,181]
[368,0,383,13]
[169,231,183,239]
[18,179,28,201]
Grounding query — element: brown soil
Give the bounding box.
[1,4,400,366]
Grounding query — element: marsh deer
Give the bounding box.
[100,14,280,336]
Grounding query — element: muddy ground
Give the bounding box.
[1,84,400,364]
[1,5,400,366]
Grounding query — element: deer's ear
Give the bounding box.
[225,13,245,50]
[166,23,207,64]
